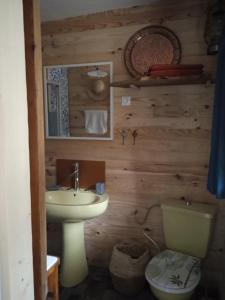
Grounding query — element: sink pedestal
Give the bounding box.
[46,190,109,287]
[61,222,88,287]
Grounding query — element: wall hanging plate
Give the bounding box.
[124,26,182,78]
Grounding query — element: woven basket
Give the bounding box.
[109,241,150,295]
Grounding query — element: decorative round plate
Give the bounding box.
[124,26,182,78]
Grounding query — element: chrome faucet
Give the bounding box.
[73,162,80,192]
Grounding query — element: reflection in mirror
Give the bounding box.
[44,62,113,140]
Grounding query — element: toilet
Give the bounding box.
[145,200,216,300]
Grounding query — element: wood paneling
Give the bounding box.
[43,0,225,286]
[41,0,207,36]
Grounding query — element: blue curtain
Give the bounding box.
[207,26,225,198]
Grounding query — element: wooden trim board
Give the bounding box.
[23,0,47,299]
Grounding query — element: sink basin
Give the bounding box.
[45,189,109,288]
[46,189,108,222]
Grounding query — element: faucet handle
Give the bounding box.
[72,161,79,169]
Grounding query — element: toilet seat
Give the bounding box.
[145,249,201,294]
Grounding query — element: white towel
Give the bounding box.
[84,110,108,134]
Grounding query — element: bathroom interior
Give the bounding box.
[40,0,225,300]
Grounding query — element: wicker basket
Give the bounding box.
[109,241,150,296]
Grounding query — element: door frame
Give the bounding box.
[23,0,47,299]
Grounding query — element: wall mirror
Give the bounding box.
[43,62,113,140]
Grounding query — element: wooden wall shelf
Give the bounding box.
[111,75,213,88]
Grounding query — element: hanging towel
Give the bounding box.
[84,110,108,134]
[208,20,225,198]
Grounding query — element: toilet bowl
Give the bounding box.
[145,249,201,300]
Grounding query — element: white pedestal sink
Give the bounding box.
[46,189,109,287]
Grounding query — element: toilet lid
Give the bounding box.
[145,250,201,294]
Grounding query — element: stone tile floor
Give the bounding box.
[59,267,219,300]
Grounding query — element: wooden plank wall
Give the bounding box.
[42,0,225,286]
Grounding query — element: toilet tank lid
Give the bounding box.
[161,200,217,219]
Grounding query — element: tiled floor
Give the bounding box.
[59,267,219,300]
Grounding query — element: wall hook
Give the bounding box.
[132,129,138,145]
[120,129,127,145]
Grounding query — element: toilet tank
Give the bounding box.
[161,200,216,258]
